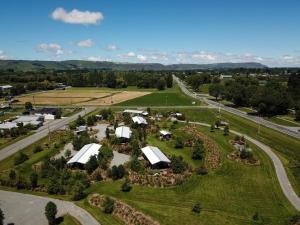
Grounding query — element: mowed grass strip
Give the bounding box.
[86,126,295,225]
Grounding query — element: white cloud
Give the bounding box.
[0,50,9,60]
[51,8,104,25]
[105,44,119,51]
[87,56,111,62]
[137,54,147,62]
[37,43,64,55]
[77,39,94,48]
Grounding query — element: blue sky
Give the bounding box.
[0,0,299,66]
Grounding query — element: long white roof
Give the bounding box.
[115,126,132,139]
[132,116,148,125]
[141,146,171,165]
[123,109,148,116]
[67,143,101,165]
[0,122,18,129]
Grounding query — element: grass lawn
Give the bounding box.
[265,116,300,127]
[85,126,296,225]
[59,214,82,225]
[0,131,71,181]
[176,108,300,196]
[117,84,200,107]
[198,84,210,94]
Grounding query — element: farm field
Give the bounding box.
[14,88,152,106]
[83,125,296,225]
[78,91,151,106]
[117,84,200,106]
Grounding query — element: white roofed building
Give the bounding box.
[159,130,172,140]
[123,109,148,116]
[141,146,171,168]
[0,85,13,91]
[132,116,148,125]
[13,115,44,127]
[115,126,132,140]
[67,143,101,166]
[0,122,18,131]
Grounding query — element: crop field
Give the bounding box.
[84,125,296,225]
[15,88,151,106]
[117,85,200,106]
[78,91,151,106]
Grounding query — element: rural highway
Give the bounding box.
[183,120,300,211]
[173,75,300,140]
[0,107,95,162]
[0,190,100,225]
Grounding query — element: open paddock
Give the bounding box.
[78,91,151,106]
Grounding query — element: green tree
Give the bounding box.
[85,155,98,174]
[131,139,141,157]
[9,170,16,180]
[105,127,110,139]
[30,172,38,189]
[130,156,142,172]
[192,140,205,160]
[171,155,188,174]
[0,208,4,225]
[45,201,57,225]
[192,203,202,213]
[71,182,86,200]
[103,197,115,214]
[25,101,33,111]
[224,125,229,136]
[210,124,215,132]
[14,152,29,165]
[209,83,224,101]
[75,115,86,126]
[166,74,173,88]
[157,78,166,90]
[121,179,132,192]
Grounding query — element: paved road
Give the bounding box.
[173,75,300,140]
[0,107,95,161]
[0,190,100,225]
[182,120,300,211]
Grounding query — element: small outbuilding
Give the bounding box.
[141,146,171,169]
[159,130,172,140]
[67,143,101,167]
[115,126,132,140]
[75,125,88,135]
[132,116,148,125]
[34,108,61,120]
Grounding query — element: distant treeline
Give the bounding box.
[0,70,173,97]
[180,69,300,117]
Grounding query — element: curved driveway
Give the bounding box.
[185,120,300,211]
[0,190,100,225]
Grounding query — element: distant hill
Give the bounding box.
[0,60,267,71]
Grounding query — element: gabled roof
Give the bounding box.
[141,146,171,165]
[160,130,171,136]
[115,126,132,139]
[132,116,148,125]
[67,143,101,165]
